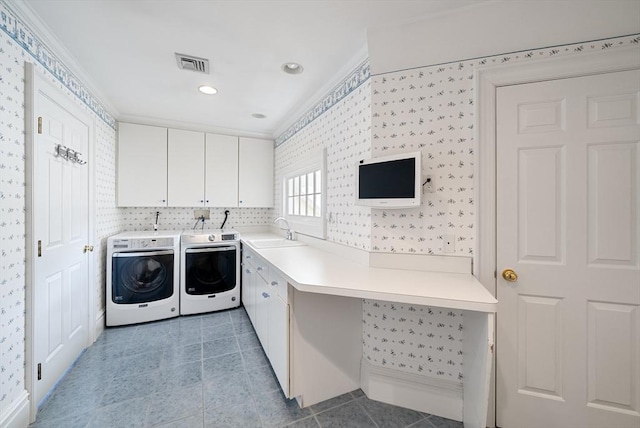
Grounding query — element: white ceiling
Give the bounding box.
[23,0,482,138]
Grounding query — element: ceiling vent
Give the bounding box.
[175,53,210,74]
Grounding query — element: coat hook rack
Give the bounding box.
[54,144,87,165]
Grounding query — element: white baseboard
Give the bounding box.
[94,308,105,342]
[360,359,463,421]
[0,390,30,428]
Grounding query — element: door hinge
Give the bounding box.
[38,240,42,257]
[37,117,43,134]
[37,363,42,380]
[494,270,497,279]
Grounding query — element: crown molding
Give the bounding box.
[6,0,119,118]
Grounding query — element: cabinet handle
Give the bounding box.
[245,269,251,274]
[262,292,270,298]
[257,267,263,271]
[246,255,252,259]
[271,281,278,286]
[206,200,209,203]
[200,200,204,203]
[162,199,166,203]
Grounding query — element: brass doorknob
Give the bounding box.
[83,245,94,253]
[502,269,518,282]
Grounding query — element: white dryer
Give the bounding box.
[180,229,241,315]
[106,231,181,326]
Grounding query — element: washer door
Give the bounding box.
[112,250,174,304]
[184,246,237,295]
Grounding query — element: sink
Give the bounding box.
[248,238,307,249]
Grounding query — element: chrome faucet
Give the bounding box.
[274,217,293,240]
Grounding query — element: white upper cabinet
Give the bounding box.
[117,122,273,208]
[117,122,168,207]
[167,128,205,207]
[205,133,239,207]
[239,137,274,207]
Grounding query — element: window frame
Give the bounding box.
[281,148,326,239]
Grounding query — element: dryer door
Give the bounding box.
[184,246,238,295]
[112,250,175,304]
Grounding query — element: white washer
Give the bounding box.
[106,231,181,326]
[180,229,241,315]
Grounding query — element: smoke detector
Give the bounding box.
[175,53,210,74]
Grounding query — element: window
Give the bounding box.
[286,169,322,218]
[282,149,326,238]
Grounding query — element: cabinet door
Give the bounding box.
[255,275,270,350]
[117,122,168,207]
[238,137,273,207]
[242,262,256,326]
[269,294,290,397]
[167,128,205,207]
[205,133,238,207]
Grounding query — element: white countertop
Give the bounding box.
[241,233,497,313]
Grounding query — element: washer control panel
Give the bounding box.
[111,238,174,249]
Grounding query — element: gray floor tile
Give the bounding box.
[314,400,376,428]
[30,411,92,428]
[88,397,148,428]
[241,345,270,369]
[425,415,463,428]
[162,342,202,367]
[310,392,354,414]
[230,307,250,324]
[203,352,245,380]
[254,389,312,427]
[357,396,423,428]
[237,331,261,350]
[32,307,441,428]
[100,369,160,406]
[146,384,203,427]
[202,322,236,341]
[201,309,233,325]
[155,414,204,428]
[113,349,163,378]
[157,360,203,390]
[203,371,253,410]
[350,389,366,399]
[246,363,281,395]
[203,336,239,358]
[233,320,256,335]
[204,401,262,428]
[284,416,321,428]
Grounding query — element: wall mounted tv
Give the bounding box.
[355,151,422,208]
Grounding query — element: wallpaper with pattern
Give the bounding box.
[359,34,640,381]
[121,207,273,232]
[0,0,124,415]
[274,80,372,250]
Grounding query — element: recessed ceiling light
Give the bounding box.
[252,113,267,119]
[198,85,218,95]
[282,62,304,75]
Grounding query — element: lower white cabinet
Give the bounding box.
[241,246,290,396]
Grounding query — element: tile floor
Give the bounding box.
[31,307,463,428]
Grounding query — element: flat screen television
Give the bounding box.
[355,151,422,208]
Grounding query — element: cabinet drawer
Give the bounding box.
[269,269,288,301]
[243,247,257,265]
[254,258,269,280]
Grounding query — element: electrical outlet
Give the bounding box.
[423,175,435,193]
[194,209,210,220]
[443,234,455,253]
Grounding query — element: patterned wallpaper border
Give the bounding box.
[370,33,640,77]
[275,59,370,147]
[0,0,116,129]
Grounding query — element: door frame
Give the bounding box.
[24,62,97,421]
[474,46,640,426]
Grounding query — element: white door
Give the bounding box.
[496,70,640,427]
[32,76,91,406]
